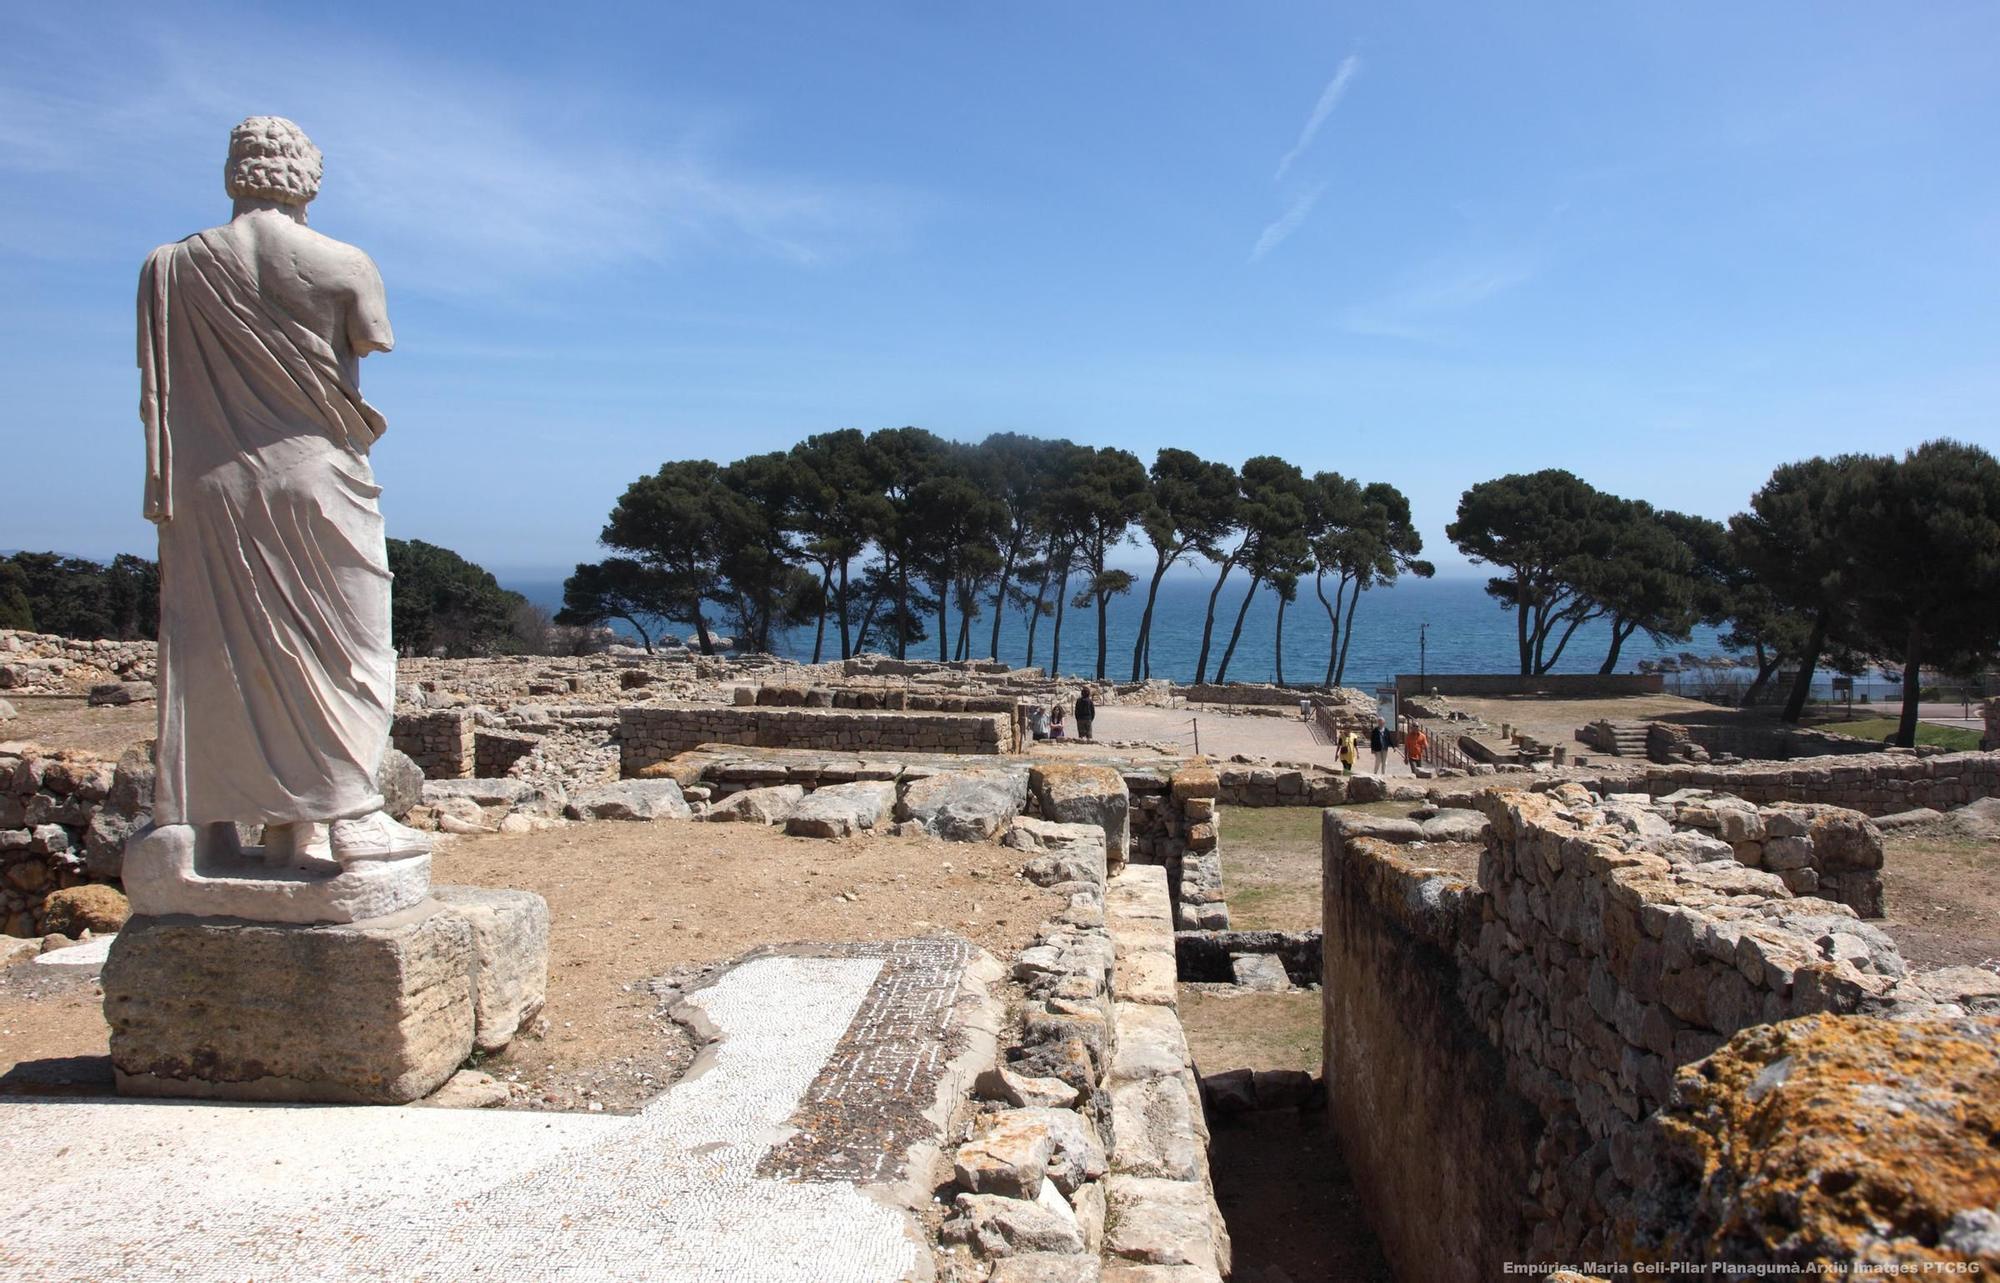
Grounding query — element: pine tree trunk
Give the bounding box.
[1025,563,1053,670]
[1599,618,1634,675]
[1781,614,1829,724]
[1095,585,1109,681]
[1895,623,1924,748]
[1194,556,1237,684]
[1516,576,1533,676]
[1049,562,1070,679]
[1316,571,1339,687]
[1335,583,1361,686]
[988,544,1017,660]
[836,559,853,659]
[809,568,830,663]
[1274,594,1288,685]
[1131,553,1172,682]
[1214,573,1263,685]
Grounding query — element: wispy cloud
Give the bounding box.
[1340,252,1542,340]
[1274,56,1360,182]
[0,14,917,295]
[1250,183,1329,263]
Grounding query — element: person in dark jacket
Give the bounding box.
[1369,720,1389,774]
[1075,687,1095,742]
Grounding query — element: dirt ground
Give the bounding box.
[1879,826,2000,972]
[0,822,1061,1112]
[0,695,154,759]
[1219,807,1329,932]
[1441,691,1730,745]
[1180,987,1321,1074]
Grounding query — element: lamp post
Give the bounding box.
[1419,622,1428,693]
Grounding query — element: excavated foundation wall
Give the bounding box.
[617,706,1011,773]
[1323,784,2000,1280]
[1572,749,2000,816]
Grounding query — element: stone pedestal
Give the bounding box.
[122,823,429,924]
[433,885,550,1052]
[104,902,477,1104]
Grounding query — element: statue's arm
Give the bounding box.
[344,250,394,357]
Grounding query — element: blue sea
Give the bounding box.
[502,570,1898,698]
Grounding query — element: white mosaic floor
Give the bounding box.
[0,954,936,1282]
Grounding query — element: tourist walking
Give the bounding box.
[1404,723,1429,769]
[1369,720,1389,774]
[1338,730,1358,776]
[1075,687,1096,742]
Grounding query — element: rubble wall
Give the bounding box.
[1,743,148,935]
[0,630,156,695]
[392,710,476,780]
[1319,817,1538,1282]
[1323,785,2000,1278]
[617,706,1010,774]
[1123,761,1225,930]
[1578,749,2000,816]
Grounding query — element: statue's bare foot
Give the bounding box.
[330,811,431,863]
[262,821,334,868]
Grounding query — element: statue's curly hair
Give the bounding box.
[223,116,322,207]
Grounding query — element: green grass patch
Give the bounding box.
[1812,717,1982,752]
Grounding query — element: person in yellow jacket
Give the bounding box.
[1338,730,1358,776]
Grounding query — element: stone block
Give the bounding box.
[898,767,1030,841]
[102,902,476,1104]
[434,885,550,1052]
[1031,764,1130,868]
[783,780,894,838]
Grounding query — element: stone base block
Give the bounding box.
[123,824,429,925]
[433,885,550,1051]
[102,902,475,1104]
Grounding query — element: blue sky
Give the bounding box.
[4,1,1996,582]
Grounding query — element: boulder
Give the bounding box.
[703,784,806,825]
[1229,953,1290,992]
[976,1063,1081,1110]
[1029,765,1129,866]
[784,780,894,839]
[375,748,424,820]
[87,681,156,706]
[0,698,14,721]
[955,1110,1058,1198]
[1330,813,1423,844]
[1419,809,1489,843]
[565,779,690,822]
[40,884,130,937]
[943,1186,1086,1258]
[898,768,1029,841]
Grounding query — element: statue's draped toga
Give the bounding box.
[138,224,395,828]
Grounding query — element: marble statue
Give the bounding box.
[137,116,427,869]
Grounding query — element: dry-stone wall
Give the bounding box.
[1322,784,2000,1280]
[941,816,1231,1280]
[1124,761,1227,929]
[392,709,476,780]
[1572,748,2000,816]
[1,743,148,935]
[0,630,156,694]
[474,730,541,778]
[618,706,1010,774]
